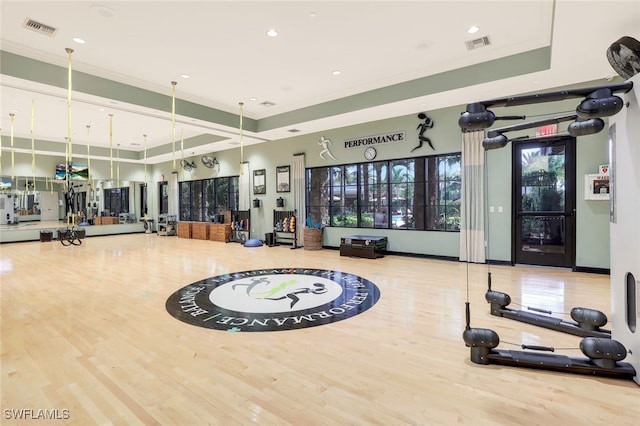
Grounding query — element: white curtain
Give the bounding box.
[238,162,250,211]
[459,131,486,263]
[168,172,179,218]
[293,153,306,246]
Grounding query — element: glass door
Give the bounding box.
[513,137,576,268]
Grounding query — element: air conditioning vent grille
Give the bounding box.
[465,36,491,50]
[23,18,58,37]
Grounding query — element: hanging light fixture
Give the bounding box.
[143,134,148,186]
[116,143,120,187]
[239,102,244,175]
[171,81,177,170]
[180,127,185,178]
[86,125,91,182]
[65,48,74,175]
[31,99,36,188]
[9,112,15,181]
[109,114,114,180]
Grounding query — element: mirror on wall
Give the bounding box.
[0,176,63,223]
[0,176,144,224]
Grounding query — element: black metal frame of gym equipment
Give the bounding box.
[462,303,635,380]
[459,81,636,382]
[485,285,611,339]
[480,112,612,339]
[458,81,633,132]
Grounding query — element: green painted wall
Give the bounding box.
[149,101,611,267]
[3,99,611,269]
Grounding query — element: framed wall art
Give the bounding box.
[276,165,290,193]
[253,169,266,195]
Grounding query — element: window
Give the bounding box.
[390,159,422,229]
[425,154,461,231]
[103,187,129,216]
[178,176,239,222]
[360,161,388,228]
[306,153,461,232]
[180,181,193,221]
[306,167,331,228]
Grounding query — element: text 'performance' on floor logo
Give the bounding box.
[165,268,381,332]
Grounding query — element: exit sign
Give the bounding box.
[536,124,558,137]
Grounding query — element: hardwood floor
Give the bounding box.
[1,234,638,425]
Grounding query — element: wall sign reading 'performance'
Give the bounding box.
[343,131,405,149]
[166,268,381,332]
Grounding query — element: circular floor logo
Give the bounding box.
[165,268,380,332]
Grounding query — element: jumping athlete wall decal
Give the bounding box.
[413,112,434,152]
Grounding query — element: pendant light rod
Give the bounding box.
[171,81,177,170]
[239,102,244,175]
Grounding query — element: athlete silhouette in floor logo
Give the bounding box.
[232,276,271,295]
[232,277,328,309]
[263,282,328,308]
[412,112,434,152]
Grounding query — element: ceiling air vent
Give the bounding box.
[23,18,58,37]
[260,101,276,107]
[465,36,491,51]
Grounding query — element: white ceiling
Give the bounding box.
[1,0,638,164]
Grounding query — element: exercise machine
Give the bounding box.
[459,73,639,384]
[463,303,634,380]
[485,286,611,339]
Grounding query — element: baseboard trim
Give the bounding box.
[325,246,609,274]
[574,266,610,275]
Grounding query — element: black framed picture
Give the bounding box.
[253,169,266,194]
[276,165,290,193]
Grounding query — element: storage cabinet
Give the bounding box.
[96,216,119,225]
[191,222,209,240]
[340,235,387,259]
[177,222,192,238]
[209,224,231,242]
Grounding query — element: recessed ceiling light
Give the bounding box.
[91,4,116,19]
[266,29,278,37]
[467,25,480,34]
[180,74,190,79]
[72,37,86,44]
[250,97,257,101]
[309,12,317,18]
[416,41,434,50]
[332,70,341,76]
